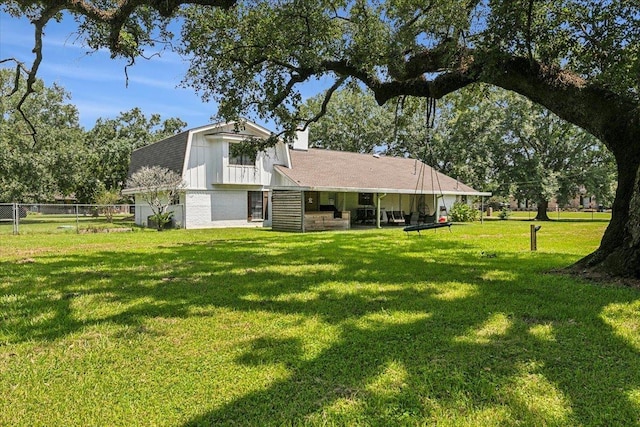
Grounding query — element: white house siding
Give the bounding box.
[184,132,222,189]
[211,190,246,221]
[134,196,152,225]
[180,124,288,229]
[184,189,265,229]
[184,191,213,229]
[440,195,458,218]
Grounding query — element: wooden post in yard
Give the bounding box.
[530,224,540,251]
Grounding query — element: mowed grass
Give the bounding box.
[0,213,135,235]
[1,220,638,426]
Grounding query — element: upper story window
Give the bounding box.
[229,141,257,166]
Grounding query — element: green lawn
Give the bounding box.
[1,221,638,426]
[0,213,136,235]
[504,210,612,221]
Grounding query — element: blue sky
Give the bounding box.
[0,12,327,131]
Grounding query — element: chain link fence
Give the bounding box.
[0,203,141,235]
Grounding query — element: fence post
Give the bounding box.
[13,203,18,235]
[75,205,80,233]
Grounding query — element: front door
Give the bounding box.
[248,191,266,221]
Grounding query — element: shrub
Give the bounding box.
[148,211,174,230]
[498,206,511,220]
[449,202,478,222]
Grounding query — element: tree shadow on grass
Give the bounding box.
[181,283,640,425]
[1,231,638,425]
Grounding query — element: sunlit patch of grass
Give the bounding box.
[601,301,640,351]
[628,389,640,411]
[505,362,577,426]
[258,263,342,276]
[309,396,365,426]
[528,323,556,342]
[454,312,512,345]
[356,311,432,331]
[425,403,512,427]
[425,282,480,301]
[366,360,409,396]
[481,269,517,282]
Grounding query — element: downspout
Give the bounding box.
[377,193,387,229]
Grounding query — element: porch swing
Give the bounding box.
[403,97,452,234]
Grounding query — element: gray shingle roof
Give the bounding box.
[127,131,190,177]
[274,148,486,195]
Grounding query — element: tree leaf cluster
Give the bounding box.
[0,69,84,202]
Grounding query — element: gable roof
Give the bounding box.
[274,148,489,196]
[127,120,277,179]
[128,130,190,177]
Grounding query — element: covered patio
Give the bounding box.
[269,148,490,232]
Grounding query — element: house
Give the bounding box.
[124,121,288,229]
[125,120,490,230]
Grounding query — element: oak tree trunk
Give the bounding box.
[574,155,640,278]
[535,200,550,221]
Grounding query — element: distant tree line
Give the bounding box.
[0,69,186,204]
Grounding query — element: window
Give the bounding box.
[229,142,256,166]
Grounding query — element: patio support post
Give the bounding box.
[377,193,387,229]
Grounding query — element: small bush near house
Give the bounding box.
[449,202,479,222]
[148,211,174,230]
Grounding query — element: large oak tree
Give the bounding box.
[2,0,639,278]
[0,68,85,202]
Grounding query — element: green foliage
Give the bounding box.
[174,0,640,130]
[0,68,185,204]
[449,201,478,222]
[432,85,616,207]
[498,206,511,220]
[300,86,429,156]
[0,69,85,202]
[1,222,639,425]
[94,187,122,223]
[148,211,173,231]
